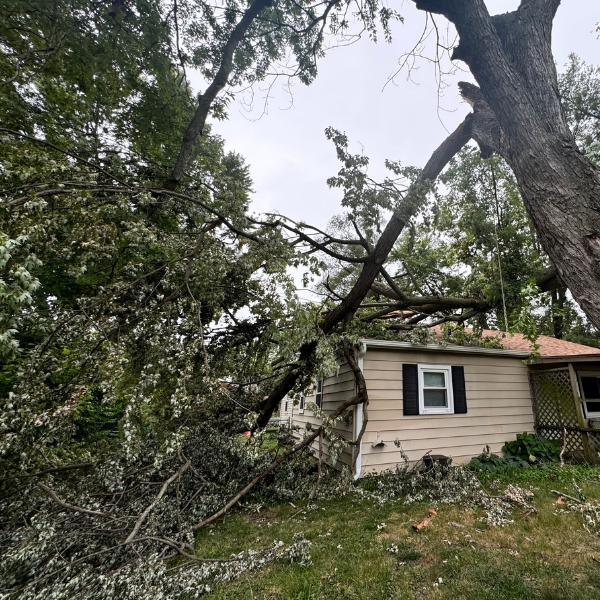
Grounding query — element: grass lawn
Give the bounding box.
[192,465,600,600]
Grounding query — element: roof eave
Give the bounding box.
[534,354,600,364]
[360,338,531,358]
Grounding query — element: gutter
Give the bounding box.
[360,338,530,358]
[533,354,600,364]
[354,342,367,480]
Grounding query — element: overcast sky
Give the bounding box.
[190,1,600,230]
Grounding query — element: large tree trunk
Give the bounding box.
[413,0,600,329]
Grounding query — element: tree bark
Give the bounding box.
[413,0,600,330]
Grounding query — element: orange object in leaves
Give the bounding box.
[413,518,432,531]
[244,431,252,438]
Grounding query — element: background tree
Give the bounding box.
[559,53,600,167]
[391,149,544,330]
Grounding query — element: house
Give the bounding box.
[280,332,600,478]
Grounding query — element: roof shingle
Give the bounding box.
[476,329,600,358]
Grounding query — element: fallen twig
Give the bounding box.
[37,482,112,518]
[125,460,191,543]
[551,490,585,505]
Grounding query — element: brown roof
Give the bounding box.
[469,329,600,358]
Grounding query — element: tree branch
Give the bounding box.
[164,0,273,189]
[37,482,111,518]
[280,223,370,262]
[320,113,473,332]
[342,341,369,481]
[379,266,409,300]
[369,281,490,312]
[124,460,191,543]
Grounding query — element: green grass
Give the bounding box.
[192,465,600,599]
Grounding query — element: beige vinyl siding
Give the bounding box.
[279,395,294,426]
[361,348,534,473]
[291,361,356,469]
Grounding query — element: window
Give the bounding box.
[403,364,466,416]
[299,395,305,414]
[284,401,288,413]
[315,379,323,409]
[578,371,600,417]
[417,365,454,415]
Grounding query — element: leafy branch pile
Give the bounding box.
[0,425,320,599]
[356,448,535,526]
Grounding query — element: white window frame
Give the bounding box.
[315,378,323,408]
[298,395,305,414]
[418,364,454,415]
[577,370,600,418]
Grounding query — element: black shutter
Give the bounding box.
[581,376,600,399]
[452,366,467,414]
[403,364,419,415]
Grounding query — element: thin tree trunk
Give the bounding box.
[551,288,566,340]
[163,0,272,190]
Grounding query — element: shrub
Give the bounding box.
[502,432,561,462]
[468,452,530,474]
